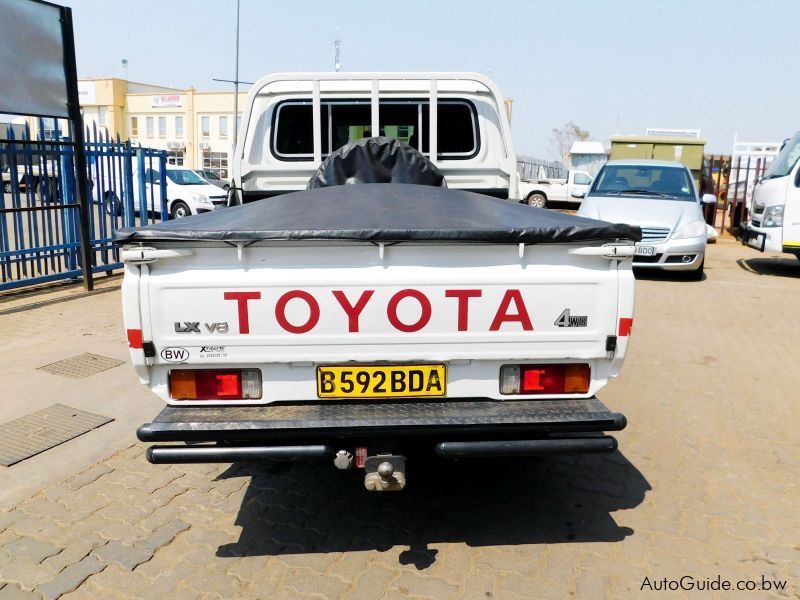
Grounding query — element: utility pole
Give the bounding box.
[233,0,240,154]
[334,29,341,72]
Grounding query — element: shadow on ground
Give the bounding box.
[216,451,649,568]
[633,267,705,282]
[737,257,800,278]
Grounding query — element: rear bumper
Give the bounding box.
[137,397,626,462]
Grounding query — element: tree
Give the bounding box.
[548,121,590,165]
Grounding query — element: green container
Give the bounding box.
[610,135,706,188]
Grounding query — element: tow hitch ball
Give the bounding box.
[364,454,407,491]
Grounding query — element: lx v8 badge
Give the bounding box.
[174,321,229,333]
[554,309,588,328]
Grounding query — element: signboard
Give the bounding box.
[0,0,69,117]
[78,81,96,105]
[152,95,183,108]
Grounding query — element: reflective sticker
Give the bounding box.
[619,318,633,337]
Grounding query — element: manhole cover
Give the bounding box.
[0,404,113,466]
[37,353,124,379]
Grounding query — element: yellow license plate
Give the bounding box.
[316,364,446,399]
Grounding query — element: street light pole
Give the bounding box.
[233,0,240,155]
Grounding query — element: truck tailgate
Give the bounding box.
[124,241,632,403]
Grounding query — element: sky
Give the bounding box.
[58,0,799,158]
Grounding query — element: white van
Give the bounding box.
[133,164,228,219]
[231,72,519,203]
[742,131,800,257]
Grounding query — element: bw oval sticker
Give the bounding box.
[160,347,189,363]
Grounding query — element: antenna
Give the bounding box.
[334,29,341,72]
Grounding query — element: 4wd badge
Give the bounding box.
[554,309,588,328]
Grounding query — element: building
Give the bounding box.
[24,78,247,180]
[568,141,607,177]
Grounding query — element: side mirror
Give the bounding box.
[571,189,586,199]
[701,193,717,205]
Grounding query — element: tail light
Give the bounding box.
[500,364,590,395]
[169,369,262,400]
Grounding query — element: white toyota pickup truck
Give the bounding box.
[117,73,640,491]
[518,170,593,208]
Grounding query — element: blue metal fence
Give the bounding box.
[0,122,167,291]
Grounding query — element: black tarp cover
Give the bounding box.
[306,137,447,189]
[114,184,641,244]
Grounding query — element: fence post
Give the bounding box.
[136,148,148,226]
[60,146,78,272]
[158,153,168,222]
[123,149,135,228]
[61,8,94,292]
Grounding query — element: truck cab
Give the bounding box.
[742,131,800,257]
[231,72,519,202]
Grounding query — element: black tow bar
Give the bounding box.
[435,436,618,458]
[145,444,333,464]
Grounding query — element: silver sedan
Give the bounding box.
[577,159,716,279]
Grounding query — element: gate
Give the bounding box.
[0,122,167,291]
[702,154,772,235]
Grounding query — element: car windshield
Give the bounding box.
[166,169,206,185]
[591,165,695,201]
[762,132,800,180]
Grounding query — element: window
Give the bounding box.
[592,165,694,200]
[146,116,154,138]
[219,116,228,138]
[98,107,108,126]
[143,168,161,184]
[274,103,314,156]
[273,99,478,160]
[201,116,210,138]
[158,116,166,138]
[202,151,229,179]
[573,172,592,185]
[165,169,206,185]
[236,115,242,134]
[167,150,184,166]
[175,116,183,139]
[130,116,139,137]
[41,118,58,140]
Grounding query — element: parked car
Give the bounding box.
[195,169,230,191]
[577,159,716,279]
[741,130,800,258]
[518,170,593,208]
[131,165,228,219]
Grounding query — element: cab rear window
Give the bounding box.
[273,99,478,161]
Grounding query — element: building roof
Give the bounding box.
[569,141,606,155]
[610,135,706,146]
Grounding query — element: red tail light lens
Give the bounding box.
[500,364,590,395]
[169,369,262,400]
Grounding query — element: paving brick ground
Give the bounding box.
[0,238,798,599]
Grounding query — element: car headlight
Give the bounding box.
[762,204,784,227]
[192,193,211,204]
[672,220,707,240]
